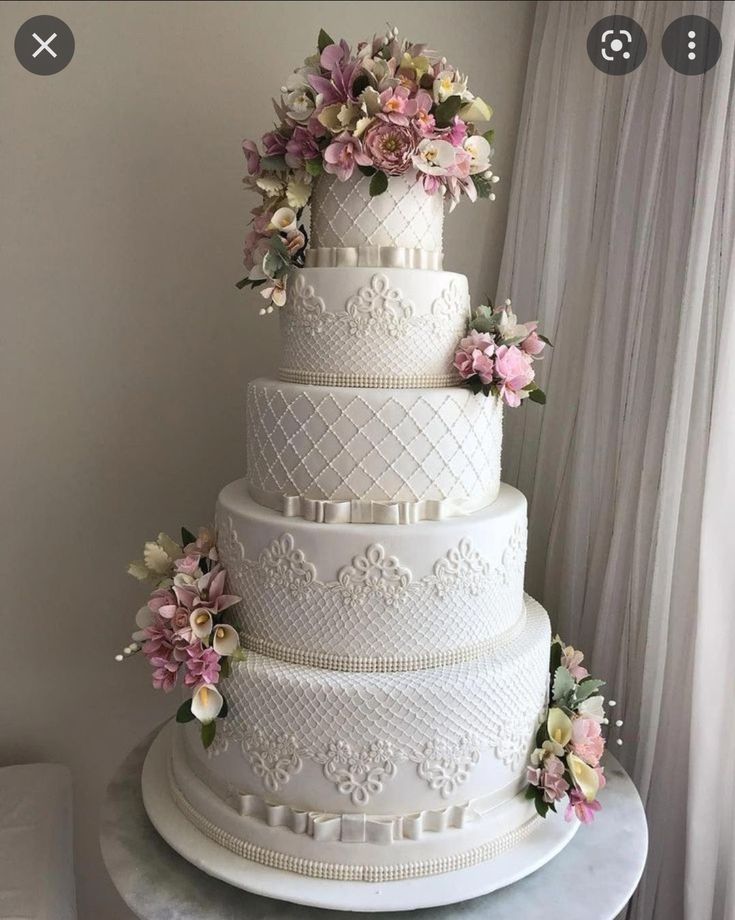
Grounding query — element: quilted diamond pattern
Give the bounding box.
[246,382,503,504]
[310,173,444,252]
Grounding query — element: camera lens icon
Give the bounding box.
[588,16,647,75]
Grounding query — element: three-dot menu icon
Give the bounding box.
[662,15,722,75]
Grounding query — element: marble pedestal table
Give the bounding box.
[101,729,647,919]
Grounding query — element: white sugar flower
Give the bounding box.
[412,138,457,176]
[283,88,314,123]
[191,685,223,724]
[212,624,240,657]
[128,533,182,582]
[463,135,492,174]
[578,695,606,724]
[433,69,468,103]
[190,609,213,640]
[269,207,297,233]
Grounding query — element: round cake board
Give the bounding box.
[142,722,579,912]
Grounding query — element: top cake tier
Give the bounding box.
[306,173,445,270]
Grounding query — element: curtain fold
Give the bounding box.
[496,3,735,918]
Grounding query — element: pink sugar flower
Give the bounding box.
[363,121,417,176]
[285,126,321,169]
[323,131,371,181]
[540,755,569,803]
[454,349,476,380]
[378,85,418,125]
[421,173,443,194]
[565,788,602,824]
[520,321,546,356]
[494,344,535,407]
[242,139,261,175]
[195,565,240,615]
[457,330,495,355]
[471,349,495,384]
[147,587,176,614]
[562,645,588,680]
[262,130,289,157]
[175,555,201,576]
[445,116,468,147]
[183,641,221,689]
[571,717,605,767]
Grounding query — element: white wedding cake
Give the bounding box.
[160,171,555,885]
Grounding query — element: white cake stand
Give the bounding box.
[121,720,617,913]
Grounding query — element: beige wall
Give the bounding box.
[0,1,534,916]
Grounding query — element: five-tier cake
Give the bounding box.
[144,170,563,893]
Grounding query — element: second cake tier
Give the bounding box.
[217,479,527,670]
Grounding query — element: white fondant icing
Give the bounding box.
[216,482,527,663]
[308,172,444,258]
[182,598,550,820]
[279,269,468,387]
[246,379,503,513]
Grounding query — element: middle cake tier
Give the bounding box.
[246,378,503,522]
[217,479,527,671]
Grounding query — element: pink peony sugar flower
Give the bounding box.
[363,121,417,176]
[571,717,605,767]
[285,125,321,169]
[242,139,261,175]
[494,344,535,407]
[323,131,371,181]
[184,641,221,689]
[540,755,570,803]
[565,788,602,824]
[262,130,289,157]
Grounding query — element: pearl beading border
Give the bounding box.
[278,368,460,389]
[168,759,540,882]
[241,609,527,673]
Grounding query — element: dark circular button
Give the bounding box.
[662,15,721,76]
[15,15,75,76]
[587,15,647,75]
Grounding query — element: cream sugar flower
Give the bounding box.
[547,707,573,754]
[463,134,492,174]
[412,137,457,175]
[255,175,286,198]
[433,69,468,103]
[285,178,311,209]
[269,207,297,233]
[128,533,182,582]
[212,624,240,657]
[191,684,223,725]
[567,753,600,802]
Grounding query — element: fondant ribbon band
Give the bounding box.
[248,484,496,525]
[305,246,443,271]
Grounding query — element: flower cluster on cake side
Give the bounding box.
[454,299,550,407]
[117,527,244,748]
[237,26,498,310]
[526,636,613,823]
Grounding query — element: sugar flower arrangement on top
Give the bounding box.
[116,527,244,749]
[526,636,612,823]
[238,26,498,311]
[454,299,550,406]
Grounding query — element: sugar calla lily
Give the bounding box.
[190,609,213,640]
[547,707,573,753]
[212,624,240,657]
[191,685,223,724]
[567,753,600,802]
[269,208,297,234]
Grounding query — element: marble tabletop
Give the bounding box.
[101,730,647,920]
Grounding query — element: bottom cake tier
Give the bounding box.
[164,596,551,881]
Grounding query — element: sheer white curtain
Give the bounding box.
[496,2,735,918]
